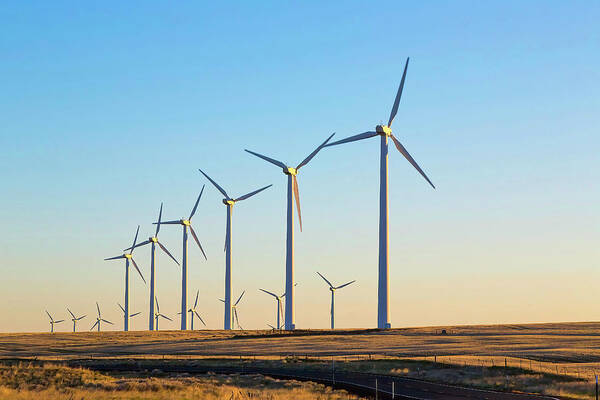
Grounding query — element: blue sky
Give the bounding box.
[0,1,598,332]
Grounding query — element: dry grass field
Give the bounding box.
[1,322,599,399]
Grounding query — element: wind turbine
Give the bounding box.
[188,290,206,330]
[124,203,179,331]
[220,290,245,330]
[117,303,141,330]
[259,283,297,331]
[45,311,63,333]
[316,272,355,329]
[90,302,113,332]
[154,296,172,330]
[199,168,271,330]
[104,226,146,332]
[158,187,207,330]
[66,308,86,332]
[245,133,335,330]
[325,58,435,329]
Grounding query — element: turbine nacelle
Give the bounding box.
[283,167,297,176]
[124,253,132,259]
[376,124,392,136]
[223,199,235,206]
[182,219,191,226]
[149,237,158,243]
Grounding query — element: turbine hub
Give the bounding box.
[124,254,132,259]
[150,237,158,243]
[376,124,392,136]
[284,167,297,176]
[182,219,191,226]
[223,199,235,206]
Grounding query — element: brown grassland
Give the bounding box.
[1,322,599,399]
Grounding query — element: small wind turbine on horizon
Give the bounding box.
[199,168,271,330]
[90,302,113,332]
[67,308,86,332]
[220,290,245,330]
[124,203,179,331]
[154,296,172,330]
[316,272,355,329]
[245,133,335,330]
[187,290,206,330]
[157,187,207,330]
[104,226,146,332]
[118,303,141,331]
[325,58,435,329]
[45,311,63,333]
[259,283,297,331]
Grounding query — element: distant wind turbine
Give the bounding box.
[66,308,86,332]
[188,290,206,330]
[220,290,245,330]
[90,302,113,332]
[157,187,207,330]
[154,296,172,330]
[117,303,141,331]
[245,133,335,330]
[316,272,355,329]
[104,226,146,332]
[199,168,271,330]
[124,203,179,331]
[259,283,297,331]
[46,311,63,333]
[325,58,435,329]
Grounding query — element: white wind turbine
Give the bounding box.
[245,133,335,330]
[118,303,141,331]
[154,296,172,330]
[316,272,355,329]
[325,58,435,329]
[158,187,207,330]
[219,290,245,330]
[46,311,63,333]
[124,203,179,331]
[66,308,86,332]
[199,168,271,330]
[259,283,296,331]
[90,302,113,332]
[188,290,206,330]
[104,226,146,332]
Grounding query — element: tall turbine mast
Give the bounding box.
[325,58,435,329]
[199,168,271,330]
[245,132,335,330]
[316,272,355,329]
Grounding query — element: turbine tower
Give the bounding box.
[67,308,86,332]
[117,303,141,330]
[154,296,172,330]
[245,133,335,330]
[90,302,113,332]
[104,225,146,332]
[325,58,435,329]
[316,272,355,329]
[158,187,207,330]
[188,290,206,330]
[124,203,179,331]
[199,168,271,330]
[45,311,63,333]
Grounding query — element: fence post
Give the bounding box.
[392,381,395,399]
[375,378,378,400]
[332,359,335,386]
[596,374,598,400]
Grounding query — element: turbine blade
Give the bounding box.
[194,290,199,308]
[77,315,87,320]
[316,271,333,288]
[234,184,272,202]
[390,134,435,189]
[189,225,207,260]
[118,303,125,313]
[123,240,151,252]
[96,302,101,317]
[199,168,230,199]
[234,308,240,328]
[296,132,335,170]
[244,149,287,169]
[90,321,98,331]
[54,320,64,323]
[104,255,125,261]
[234,290,245,306]
[157,241,180,266]
[194,311,206,326]
[130,257,146,284]
[325,131,378,147]
[155,296,160,313]
[268,324,275,329]
[259,288,278,298]
[45,310,52,321]
[388,57,410,127]
[67,308,75,319]
[292,175,302,231]
[161,314,173,321]
[129,225,140,255]
[218,298,225,303]
[154,220,181,225]
[130,312,141,317]
[189,185,205,220]
[155,202,163,237]
[279,302,284,323]
[335,280,356,289]
[101,319,113,325]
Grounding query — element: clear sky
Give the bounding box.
[0,1,598,332]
